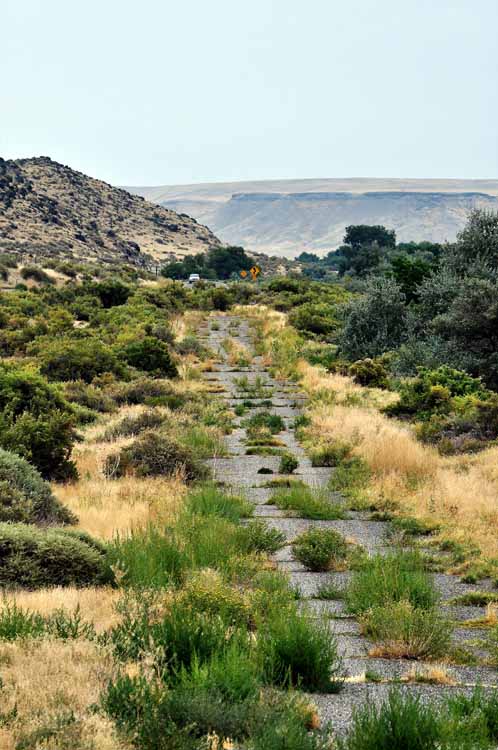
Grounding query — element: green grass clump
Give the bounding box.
[234,375,273,399]
[263,477,305,489]
[239,520,286,554]
[346,551,438,615]
[259,607,343,693]
[179,424,228,458]
[246,446,284,456]
[272,485,345,520]
[450,591,498,607]
[292,528,348,572]
[337,689,442,750]
[329,456,371,497]
[185,483,253,522]
[391,516,439,537]
[360,600,452,659]
[316,583,345,600]
[244,411,285,435]
[109,525,188,589]
[338,687,498,750]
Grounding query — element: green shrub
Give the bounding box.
[38,336,122,383]
[279,453,299,474]
[292,528,348,571]
[260,607,343,692]
[300,343,339,371]
[0,601,95,642]
[0,448,76,524]
[349,358,389,388]
[93,279,132,308]
[0,253,18,269]
[112,377,176,406]
[63,380,117,413]
[0,364,77,479]
[121,336,178,378]
[288,302,339,338]
[272,485,345,520]
[385,366,487,422]
[346,551,437,614]
[0,523,113,588]
[248,711,331,750]
[181,570,251,628]
[110,597,237,672]
[103,673,322,750]
[175,336,210,359]
[104,430,209,481]
[103,409,167,440]
[0,601,46,640]
[20,266,54,285]
[360,600,452,659]
[310,440,352,467]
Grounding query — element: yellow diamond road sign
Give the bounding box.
[240,269,248,278]
[250,265,261,280]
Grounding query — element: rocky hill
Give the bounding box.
[0,157,219,267]
[128,178,498,257]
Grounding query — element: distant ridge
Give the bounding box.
[127,178,498,257]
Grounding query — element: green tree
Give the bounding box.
[339,277,407,360]
[121,337,178,378]
[448,209,498,272]
[389,255,432,302]
[205,246,251,279]
[343,225,396,250]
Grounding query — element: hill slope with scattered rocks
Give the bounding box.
[0,157,219,267]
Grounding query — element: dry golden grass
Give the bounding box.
[0,640,129,750]
[0,587,120,632]
[55,471,185,540]
[172,310,205,341]
[401,665,455,685]
[53,404,188,539]
[222,337,253,366]
[305,397,498,559]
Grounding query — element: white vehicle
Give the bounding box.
[188,273,200,284]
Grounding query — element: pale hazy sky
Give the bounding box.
[2,0,497,185]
